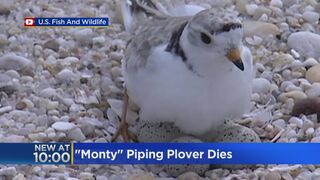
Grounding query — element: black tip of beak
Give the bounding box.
[233,59,244,71]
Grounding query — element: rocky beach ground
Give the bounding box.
[1,0,320,179]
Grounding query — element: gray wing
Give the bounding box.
[124,16,190,72]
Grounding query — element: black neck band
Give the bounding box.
[165,22,188,62]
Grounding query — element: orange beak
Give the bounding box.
[226,48,244,71]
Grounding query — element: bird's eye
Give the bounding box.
[201,33,211,44]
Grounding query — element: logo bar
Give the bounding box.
[24,17,35,27]
[0,143,320,164]
[24,17,109,27]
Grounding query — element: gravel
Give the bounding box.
[1,0,320,179]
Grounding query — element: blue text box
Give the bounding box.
[73,143,320,164]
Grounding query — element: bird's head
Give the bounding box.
[180,9,245,74]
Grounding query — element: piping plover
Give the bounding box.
[112,1,253,141]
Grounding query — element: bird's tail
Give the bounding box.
[116,0,175,32]
[116,0,204,32]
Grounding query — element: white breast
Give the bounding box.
[124,44,252,135]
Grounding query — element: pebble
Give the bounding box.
[252,78,271,94]
[95,176,109,180]
[0,54,34,75]
[48,110,59,117]
[69,103,84,113]
[253,7,272,20]
[299,79,312,91]
[46,101,59,110]
[177,171,201,180]
[79,7,96,17]
[107,108,120,127]
[306,64,320,83]
[107,99,138,124]
[302,22,316,32]
[13,173,26,180]
[251,93,260,102]
[286,130,297,139]
[44,39,60,52]
[295,171,313,180]
[73,29,94,45]
[0,106,12,115]
[66,178,79,180]
[243,21,280,38]
[0,34,8,47]
[287,16,301,28]
[100,76,113,91]
[306,127,315,136]
[56,69,76,83]
[92,36,105,46]
[33,44,43,57]
[0,167,17,176]
[109,52,124,61]
[315,128,320,137]
[280,172,293,180]
[39,87,57,98]
[87,108,104,119]
[286,85,302,93]
[302,118,314,130]
[245,36,263,46]
[28,132,47,141]
[52,122,76,131]
[95,138,107,142]
[278,91,307,103]
[305,83,320,98]
[289,117,303,128]
[78,117,104,128]
[56,132,66,139]
[5,70,20,79]
[258,14,268,21]
[0,1,11,15]
[280,81,294,91]
[129,173,154,180]
[291,49,300,59]
[0,74,18,94]
[311,136,320,142]
[47,132,56,139]
[79,172,94,180]
[302,58,318,67]
[15,102,27,110]
[245,4,258,15]
[63,57,79,66]
[275,54,295,71]
[107,126,117,134]
[302,11,319,24]
[235,0,247,15]
[270,0,283,8]
[272,114,284,124]
[79,125,95,136]
[2,135,25,142]
[269,165,302,172]
[288,32,320,59]
[67,128,86,141]
[264,171,281,180]
[111,66,122,78]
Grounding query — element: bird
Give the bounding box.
[112,0,254,142]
